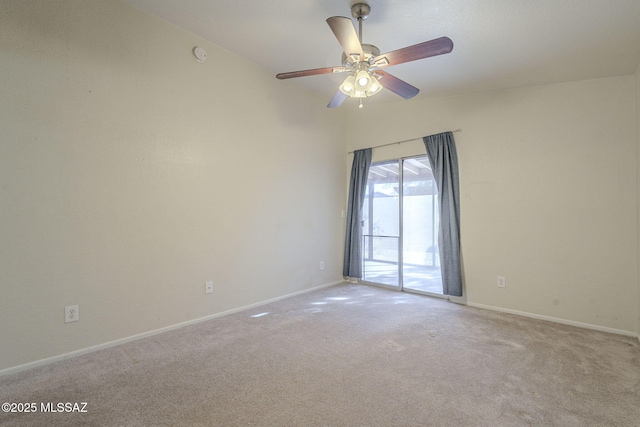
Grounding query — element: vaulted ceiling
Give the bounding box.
[123,0,640,106]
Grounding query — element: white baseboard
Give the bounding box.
[467,302,638,338]
[449,295,467,305]
[0,280,344,377]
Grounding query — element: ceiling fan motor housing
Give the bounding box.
[342,43,380,67]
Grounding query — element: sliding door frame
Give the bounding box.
[359,154,447,299]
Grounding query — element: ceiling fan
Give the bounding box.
[276,2,453,108]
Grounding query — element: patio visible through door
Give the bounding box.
[361,155,443,295]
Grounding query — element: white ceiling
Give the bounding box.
[122,0,640,105]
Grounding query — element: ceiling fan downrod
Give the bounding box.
[351,3,370,45]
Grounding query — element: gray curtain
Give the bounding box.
[423,132,462,297]
[343,148,372,278]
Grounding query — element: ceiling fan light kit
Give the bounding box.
[339,63,382,98]
[276,2,453,108]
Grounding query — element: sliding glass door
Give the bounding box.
[401,157,442,294]
[362,160,400,287]
[361,155,443,295]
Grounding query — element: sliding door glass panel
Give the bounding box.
[362,161,400,287]
[361,156,442,295]
[402,156,443,294]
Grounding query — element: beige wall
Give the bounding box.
[0,0,346,371]
[347,76,638,334]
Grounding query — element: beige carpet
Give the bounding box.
[1,283,639,426]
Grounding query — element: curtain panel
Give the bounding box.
[423,132,463,297]
[343,148,372,278]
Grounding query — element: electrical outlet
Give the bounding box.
[205,281,214,294]
[65,305,79,323]
[497,276,506,288]
[320,261,325,270]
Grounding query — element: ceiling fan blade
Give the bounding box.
[374,36,453,67]
[326,16,363,59]
[276,66,347,80]
[327,91,348,108]
[376,70,419,99]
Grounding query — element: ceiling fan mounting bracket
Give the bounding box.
[351,3,371,21]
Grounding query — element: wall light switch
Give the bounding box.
[205,281,214,294]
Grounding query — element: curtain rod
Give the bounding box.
[348,129,462,154]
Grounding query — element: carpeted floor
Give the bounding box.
[1,283,639,426]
